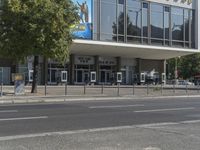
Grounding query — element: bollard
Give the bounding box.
[117,83,120,96]
[65,82,67,95]
[161,83,163,95]
[198,82,200,93]
[101,84,104,94]
[186,84,188,94]
[133,83,135,95]
[45,83,47,96]
[173,82,175,94]
[147,83,149,95]
[84,83,86,95]
[0,82,2,97]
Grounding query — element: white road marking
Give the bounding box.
[0,116,48,122]
[180,119,200,124]
[89,104,144,109]
[134,107,195,113]
[0,110,18,113]
[0,118,200,141]
[137,122,179,128]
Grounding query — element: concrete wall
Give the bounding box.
[140,59,165,74]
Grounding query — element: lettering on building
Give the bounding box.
[166,0,192,5]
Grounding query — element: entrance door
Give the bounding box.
[77,70,83,83]
[100,70,111,84]
[83,72,89,83]
[76,70,89,84]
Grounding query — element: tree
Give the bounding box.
[179,54,200,79]
[0,0,79,93]
[167,54,200,80]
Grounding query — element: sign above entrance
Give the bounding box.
[148,0,193,9]
[99,57,117,66]
[75,56,94,65]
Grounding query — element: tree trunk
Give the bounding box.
[31,56,39,93]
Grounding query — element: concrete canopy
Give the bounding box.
[71,40,199,60]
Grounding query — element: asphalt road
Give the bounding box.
[0,97,200,137]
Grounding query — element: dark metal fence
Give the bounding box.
[1,83,200,97]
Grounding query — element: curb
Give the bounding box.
[0,94,200,105]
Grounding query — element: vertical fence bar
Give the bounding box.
[101,84,104,94]
[45,83,47,96]
[65,82,67,95]
[1,82,2,97]
[173,82,175,94]
[84,83,86,95]
[186,84,188,95]
[117,83,120,96]
[1,68,3,97]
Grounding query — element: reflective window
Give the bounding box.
[171,7,184,41]
[164,6,170,40]
[142,2,148,43]
[100,1,117,41]
[191,10,195,48]
[184,9,189,42]
[127,1,141,37]
[151,4,163,39]
[118,0,125,37]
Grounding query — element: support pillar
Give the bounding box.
[94,56,99,84]
[69,54,75,85]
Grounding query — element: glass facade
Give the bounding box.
[93,0,195,49]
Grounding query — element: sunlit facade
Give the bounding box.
[0,0,200,85]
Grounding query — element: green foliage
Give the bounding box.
[179,54,200,79]
[0,0,79,63]
[167,54,200,79]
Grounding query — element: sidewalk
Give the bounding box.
[0,85,200,104]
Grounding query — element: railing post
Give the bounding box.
[65,82,67,95]
[84,83,86,95]
[117,83,120,96]
[45,83,47,96]
[173,82,175,94]
[186,84,188,95]
[101,84,104,94]
[1,82,2,97]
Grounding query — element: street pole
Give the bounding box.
[1,67,3,97]
[101,84,104,94]
[117,83,120,96]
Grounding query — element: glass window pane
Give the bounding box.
[127,7,141,36]
[142,3,148,38]
[171,7,184,41]
[184,9,189,41]
[164,11,170,39]
[151,4,163,39]
[127,0,141,9]
[100,1,117,41]
[118,3,125,35]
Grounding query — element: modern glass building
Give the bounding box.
[0,0,200,85]
[68,0,199,85]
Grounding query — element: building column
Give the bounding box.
[94,56,99,84]
[136,58,141,75]
[116,57,121,72]
[69,54,75,85]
